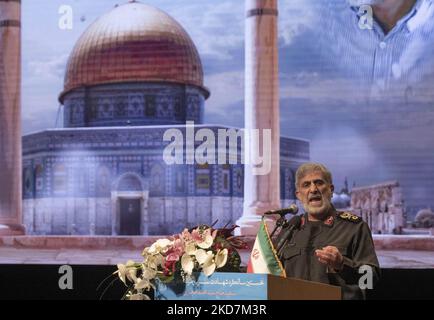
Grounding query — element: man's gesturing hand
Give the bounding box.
[315,246,343,271]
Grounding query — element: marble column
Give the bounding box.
[0,0,23,235]
[236,0,280,235]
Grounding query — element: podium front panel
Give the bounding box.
[155,272,268,300]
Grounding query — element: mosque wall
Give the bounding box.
[22,140,305,236]
[63,83,206,128]
[21,137,304,236]
[23,196,244,236]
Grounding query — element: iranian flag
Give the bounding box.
[247,218,286,277]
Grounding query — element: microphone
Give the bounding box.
[276,215,302,257]
[264,203,299,216]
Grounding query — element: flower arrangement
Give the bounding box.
[114,224,246,300]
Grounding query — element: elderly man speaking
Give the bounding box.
[276,163,380,300]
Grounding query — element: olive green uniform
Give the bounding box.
[276,210,381,300]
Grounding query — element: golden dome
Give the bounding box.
[60,1,208,102]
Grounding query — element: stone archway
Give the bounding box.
[111,172,149,235]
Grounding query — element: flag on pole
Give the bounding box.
[247,218,286,277]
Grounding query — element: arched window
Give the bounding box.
[53,164,67,195]
[35,165,44,194]
[174,168,186,193]
[196,164,210,192]
[234,168,243,194]
[96,166,111,196]
[145,96,156,117]
[77,168,88,194]
[221,164,230,194]
[118,174,142,191]
[150,164,165,195]
[23,167,33,196]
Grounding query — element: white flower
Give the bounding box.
[215,248,228,268]
[116,260,136,284]
[117,265,127,284]
[134,277,151,291]
[197,234,214,249]
[194,249,209,265]
[202,255,217,277]
[142,247,150,256]
[195,250,216,277]
[129,293,150,300]
[127,268,138,283]
[143,253,163,270]
[117,230,237,299]
[194,249,228,277]
[181,253,194,275]
[203,264,216,277]
[148,239,173,254]
[141,265,157,280]
[185,241,197,255]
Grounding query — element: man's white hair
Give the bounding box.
[295,162,333,190]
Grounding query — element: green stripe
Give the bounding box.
[257,221,282,276]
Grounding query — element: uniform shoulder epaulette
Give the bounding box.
[338,212,362,223]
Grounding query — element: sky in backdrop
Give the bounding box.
[21,0,434,212]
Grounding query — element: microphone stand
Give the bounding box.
[268,214,289,239]
[276,224,297,259]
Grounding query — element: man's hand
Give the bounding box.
[315,246,343,271]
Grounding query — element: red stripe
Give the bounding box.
[246,257,254,273]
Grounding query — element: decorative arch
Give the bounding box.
[52,164,67,194]
[96,165,111,196]
[150,163,165,195]
[23,167,33,196]
[34,164,44,196]
[110,172,149,236]
[112,172,146,192]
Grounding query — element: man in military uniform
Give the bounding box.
[276,162,380,300]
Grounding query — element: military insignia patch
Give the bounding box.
[323,215,334,227]
[338,212,362,223]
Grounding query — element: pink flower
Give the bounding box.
[173,238,184,250]
[214,242,223,250]
[166,252,181,262]
[172,234,181,240]
[191,228,202,242]
[165,239,184,262]
[190,227,215,249]
[163,259,176,276]
[180,228,192,242]
[116,224,245,300]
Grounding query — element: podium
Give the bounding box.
[155,272,341,300]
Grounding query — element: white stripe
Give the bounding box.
[249,236,271,273]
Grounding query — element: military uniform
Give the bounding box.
[276,209,380,300]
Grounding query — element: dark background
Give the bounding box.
[0,265,432,300]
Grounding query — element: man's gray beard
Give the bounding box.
[347,0,384,6]
[302,198,333,216]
